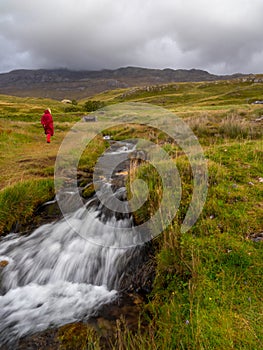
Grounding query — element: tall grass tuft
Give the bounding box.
[0,179,54,234]
[219,114,249,139]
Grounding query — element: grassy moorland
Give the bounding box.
[0,78,262,349]
[0,96,65,233]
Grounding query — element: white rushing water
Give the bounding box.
[0,141,140,347]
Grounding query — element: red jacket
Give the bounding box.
[41,110,54,136]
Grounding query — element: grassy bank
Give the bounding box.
[106,114,261,348]
[122,139,262,349]
[0,179,54,234]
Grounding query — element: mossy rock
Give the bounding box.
[82,184,95,199]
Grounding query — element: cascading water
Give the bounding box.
[0,141,143,347]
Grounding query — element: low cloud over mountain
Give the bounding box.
[1,0,263,75]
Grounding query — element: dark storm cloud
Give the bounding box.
[0,0,263,74]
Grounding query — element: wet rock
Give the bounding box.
[0,260,9,268]
[10,328,59,350]
[77,169,93,188]
[118,243,156,297]
[16,292,145,350]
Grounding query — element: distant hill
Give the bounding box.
[0,67,246,100]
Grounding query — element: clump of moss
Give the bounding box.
[58,323,100,350]
[82,184,95,199]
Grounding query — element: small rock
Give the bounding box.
[0,260,9,268]
[250,232,263,242]
[248,182,254,186]
[115,170,128,176]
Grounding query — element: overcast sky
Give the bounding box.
[0,0,263,75]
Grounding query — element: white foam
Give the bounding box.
[0,281,116,344]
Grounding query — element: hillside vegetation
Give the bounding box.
[0,77,262,349]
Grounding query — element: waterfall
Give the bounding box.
[0,141,143,346]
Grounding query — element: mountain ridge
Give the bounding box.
[0,66,247,100]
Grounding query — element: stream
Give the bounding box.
[0,141,147,348]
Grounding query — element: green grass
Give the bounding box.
[110,126,262,349]
[0,179,54,233]
[143,231,263,350]
[111,79,263,109]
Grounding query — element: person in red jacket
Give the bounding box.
[41,108,54,143]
